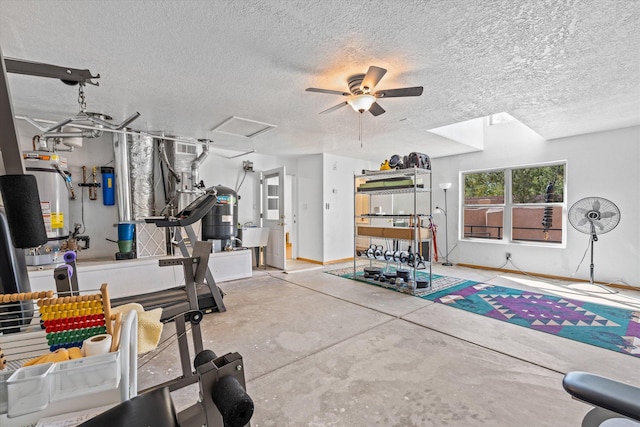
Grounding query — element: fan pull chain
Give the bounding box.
[359,112,363,149]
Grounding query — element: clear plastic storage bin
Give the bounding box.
[7,362,54,418]
[0,370,12,415]
[49,351,121,401]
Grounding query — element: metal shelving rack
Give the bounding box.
[353,167,432,294]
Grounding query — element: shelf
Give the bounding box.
[354,165,432,291]
[355,168,431,194]
[358,214,431,218]
[356,167,431,179]
[357,226,432,241]
[357,187,431,195]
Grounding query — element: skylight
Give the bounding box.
[489,112,516,125]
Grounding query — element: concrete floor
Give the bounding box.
[137,263,640,426]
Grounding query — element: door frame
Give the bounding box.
[261,166,286,269]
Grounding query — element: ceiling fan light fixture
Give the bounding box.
[347,94,376,113]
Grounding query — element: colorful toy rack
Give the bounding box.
[0,284,117,371]
[0,284,137,425]
[38,286,110,351]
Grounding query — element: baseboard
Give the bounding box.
[324,257,354,265]
[456,263,638,291]
[296,257,354,266]
[295,257,324,265]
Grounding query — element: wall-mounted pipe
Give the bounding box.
[190,141,210,189]
[113,132,132,222]
[52,162,76,200]
[158,140,181,183]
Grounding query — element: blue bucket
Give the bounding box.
[117,223,134,241]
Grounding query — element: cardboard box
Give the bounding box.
[357,226,432,240]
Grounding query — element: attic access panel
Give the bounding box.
[210,116,277,139]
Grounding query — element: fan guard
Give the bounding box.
[568,197,620,235]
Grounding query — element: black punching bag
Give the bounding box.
[0,174,48,248]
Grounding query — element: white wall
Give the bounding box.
[432,122,640,287]
[322,153,377,262]
[197,150,298,228]
[199,152,262,227]
[296,154,323,261]
[202,151,376,265]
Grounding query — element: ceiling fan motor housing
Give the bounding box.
[348,74,366,94]
[306,65,423,116]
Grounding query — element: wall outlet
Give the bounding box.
[505,252,512,260]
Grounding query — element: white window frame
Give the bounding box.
[461,161,567,247]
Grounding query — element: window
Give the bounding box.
[462,163,565,244]
[266,180,279,220]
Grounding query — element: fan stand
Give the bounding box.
[587,222,597,285]
[568,221,617,294]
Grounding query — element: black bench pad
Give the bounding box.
[563,371,640,422]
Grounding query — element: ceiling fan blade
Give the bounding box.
[368,102,385,116]
[592,199,600,211]
[306,87,350,96]
[577,217,588,227]
[319,101,348,114]
[375,86,424,98]
[360,66,387,92]
[600,211,618,218]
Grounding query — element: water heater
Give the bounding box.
[23,152,71,264]
[201,186,238,241]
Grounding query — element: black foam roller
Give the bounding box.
[0,175,48,248]
[194,349,217,370]
[211,375,254,427]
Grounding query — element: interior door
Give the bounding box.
[262,167,286,269]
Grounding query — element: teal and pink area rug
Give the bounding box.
[325,267,640,357]
[423,281,640,358]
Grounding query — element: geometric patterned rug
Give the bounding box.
[422,281,640,358]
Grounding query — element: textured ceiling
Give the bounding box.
[0,0,638,162]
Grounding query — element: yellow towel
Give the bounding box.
[22,347,83,367]
[68,347,83,359]
[112,303,163,355]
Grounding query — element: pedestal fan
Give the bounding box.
[568,197,620,285]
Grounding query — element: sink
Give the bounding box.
[240,227,269,247]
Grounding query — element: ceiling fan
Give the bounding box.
[306,66,423,116]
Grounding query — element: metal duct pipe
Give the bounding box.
[113,132,132,222]
[190,141,210,189]
[129,133,154,219]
